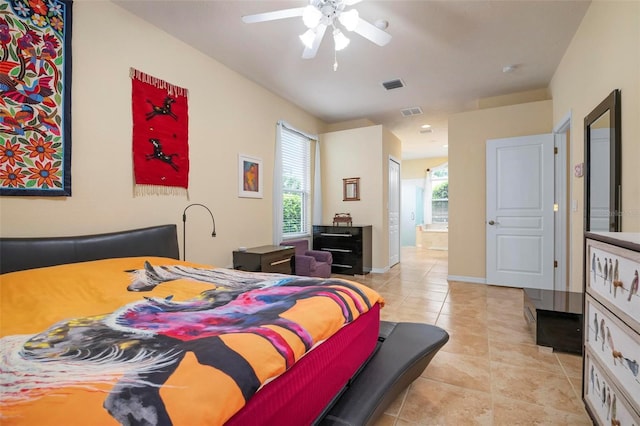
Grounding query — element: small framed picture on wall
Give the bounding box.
[238,154,263,198]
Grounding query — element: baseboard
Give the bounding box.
[446,275,486,284]
[371,266,389,274]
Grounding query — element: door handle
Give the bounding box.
[488,220,497,225]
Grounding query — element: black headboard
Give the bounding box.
[0,224,180,274]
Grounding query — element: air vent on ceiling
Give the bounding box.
[382,79,405,90]
[400,106,423,117]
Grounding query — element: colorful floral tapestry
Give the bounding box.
[131,68,189,197]
[0,0,72,196]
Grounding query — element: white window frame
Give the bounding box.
[429,163,449,224]
[275,122,313,242]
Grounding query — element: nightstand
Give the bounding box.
[523,288,583,354]
[232,245,294,274]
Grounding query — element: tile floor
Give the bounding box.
[347,246,592,425]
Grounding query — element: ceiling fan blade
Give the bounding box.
[242,7,305,24]
[353,17,392,46]
[302,24,327,59]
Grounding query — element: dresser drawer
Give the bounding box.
[584,350,640,425]
[586,238,640,331]
[314,234,360,252]
[585,295,640,411]
[261,249,294,273]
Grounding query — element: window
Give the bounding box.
[279,124,312,238]
[430,165,448,223]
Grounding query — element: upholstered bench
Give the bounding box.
[319,321,450,425]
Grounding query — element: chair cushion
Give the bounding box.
[306,250,332,264]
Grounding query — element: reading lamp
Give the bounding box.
[182,203,216,261]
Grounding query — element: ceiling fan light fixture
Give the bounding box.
[333,29,350,51]
[300,29,316,49]
[302,5,322,28]
[338,9,359,31]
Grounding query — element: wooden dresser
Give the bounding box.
[313,225,372,275]
[583,232,640,425]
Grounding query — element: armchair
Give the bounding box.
[280,239,332,278]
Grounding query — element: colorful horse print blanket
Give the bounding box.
[0,257,384,425]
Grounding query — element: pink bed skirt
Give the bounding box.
[226,302,381,425]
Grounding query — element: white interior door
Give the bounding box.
[389,157,400,266]
[401,179,420,246]
[486,134,554,289]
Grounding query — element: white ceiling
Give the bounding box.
[115,0,590,159]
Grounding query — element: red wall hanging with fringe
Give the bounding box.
[130,68,189,196]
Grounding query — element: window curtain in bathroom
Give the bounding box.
[423,169,433,224]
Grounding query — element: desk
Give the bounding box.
[523,288,583,354]
[232,245,294,274]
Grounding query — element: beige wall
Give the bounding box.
[550,0,640,290]
[448,100,553,280]
[448,1,639,289]
[324,118,376,133]
[402,157,448,180]
[320,125,400,271]
[0,1,325,267]
[477,88,550,109]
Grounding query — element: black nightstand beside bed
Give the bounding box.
[523,287,583,354]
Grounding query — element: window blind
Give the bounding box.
[280,124,312,237]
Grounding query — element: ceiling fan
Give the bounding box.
[242,0,392,69]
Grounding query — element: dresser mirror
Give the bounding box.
[584,89,621,232]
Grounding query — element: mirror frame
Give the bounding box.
[343,177,360,201]
[584,89,621,232]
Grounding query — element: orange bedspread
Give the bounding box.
[0,257,383,425]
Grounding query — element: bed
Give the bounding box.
[0,224,449,425]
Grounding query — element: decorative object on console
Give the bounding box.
[241,0,392,71]
[333,213,353,226]
[343,177,360,201]
[0,0,72,196]
[131,68,189,197]
[583,232,640,425]
[238,153,263,198]
[281,239,332,278]
[181,203,216,261]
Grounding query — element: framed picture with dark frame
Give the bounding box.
[238,154,263,198]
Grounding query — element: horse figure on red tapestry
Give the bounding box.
[146,96,177,120]
[146,138,179,171]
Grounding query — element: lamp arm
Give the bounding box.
[182,203,216,261]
